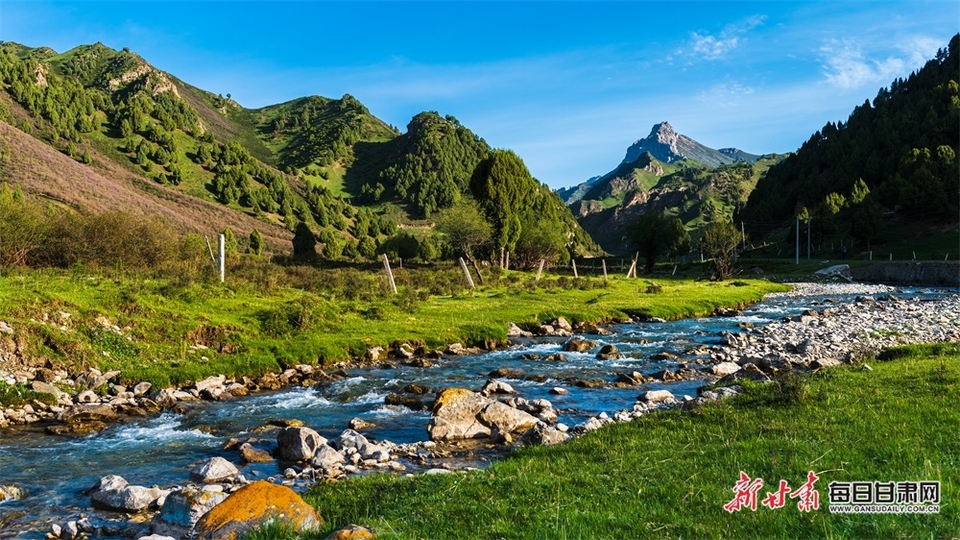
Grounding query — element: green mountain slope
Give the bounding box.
[0,41,599,262]
[742,34,959,248]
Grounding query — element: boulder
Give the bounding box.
[506,323,533,338]
[194,375,226,392]
[595,344,621,360]
[427,388,491,441]
[711,362,741,376]
[311,445,346,469]
[0,484,25,502]
[553,317,573,333]
[335,429,369,451]
[132,381,153,396]
[479,379,516,396]
[193,481,322,540]
[348,417,376,431]
[518,422,571,446]
[477,401,539,436]
[810,357,843,370]
[365,346,386,362]
[151,487,228,538]
[56,403,119,425]
[239,443,273,464]
[548,387,568,395]
[562,337,596,352]
[277,426,326,462]
[30,380,69,400]
[638,390,675,403]
[151,388,179,409]
[91,482,167,513]
[189,456,240,484]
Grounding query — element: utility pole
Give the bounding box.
[795,216,800,265]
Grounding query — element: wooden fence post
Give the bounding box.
[602,259,608,282]
[218,233,225,283]
[458,257,476,289]
[572,259,578,278]
[535,259,545,282]
[382,254,397,294]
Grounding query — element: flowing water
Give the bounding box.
[0,286,948,537]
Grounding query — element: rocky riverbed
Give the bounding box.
[1,282,957,539]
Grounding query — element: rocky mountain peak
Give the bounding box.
[621,122,758,168]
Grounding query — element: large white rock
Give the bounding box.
[91,484,168,513]
[638,390,675,403]
[711,362,741,376]
[189,457,239,484]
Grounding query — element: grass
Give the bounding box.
[301,343,960,539]
[0,264,787,393]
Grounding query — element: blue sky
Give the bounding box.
[1,1,957,189]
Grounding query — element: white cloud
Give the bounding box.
[819,33,945,90]
[697,82,757,108]
[687,14,767,60]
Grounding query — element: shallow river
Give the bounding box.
[0,286,948,537]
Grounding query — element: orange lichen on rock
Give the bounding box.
[325,524,376,539]
[431,388,474,412]
[193,481,322,540]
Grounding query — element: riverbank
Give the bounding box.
[1,282,956,539]
[306,340,959,539]
[0,272,786,426]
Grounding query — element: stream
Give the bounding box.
[0,285,949,537]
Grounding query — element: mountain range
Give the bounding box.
[1,34,956,264]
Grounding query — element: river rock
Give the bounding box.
[365,346,386,362]
[595,344,621,360]
[506,323,534,338]
[0,484,24,502]
[562,337,596,352]
[478,401,539,436]
[335,429,369,451]
[810,357,844,370]
[519,421,571,446]
[614,372,644,386]
[348,417,376,430]
[277,426,326,461]
[311,444,346,469]
[239,443,273,463]
[189,456,240,484]
[194,375,226,393]
[552,317,573,333]
[638,390,675,403]
[427,388,491,441]
[193,481,322,540]
[30,380,68,400]
[325,524,376,540]
[479,379,516,396]
[711,362,741,376]
[150,486,228,538]
[90,481,167,513]
[548,387,568,395]
[56,403,118,423]
[385,393,427,411]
